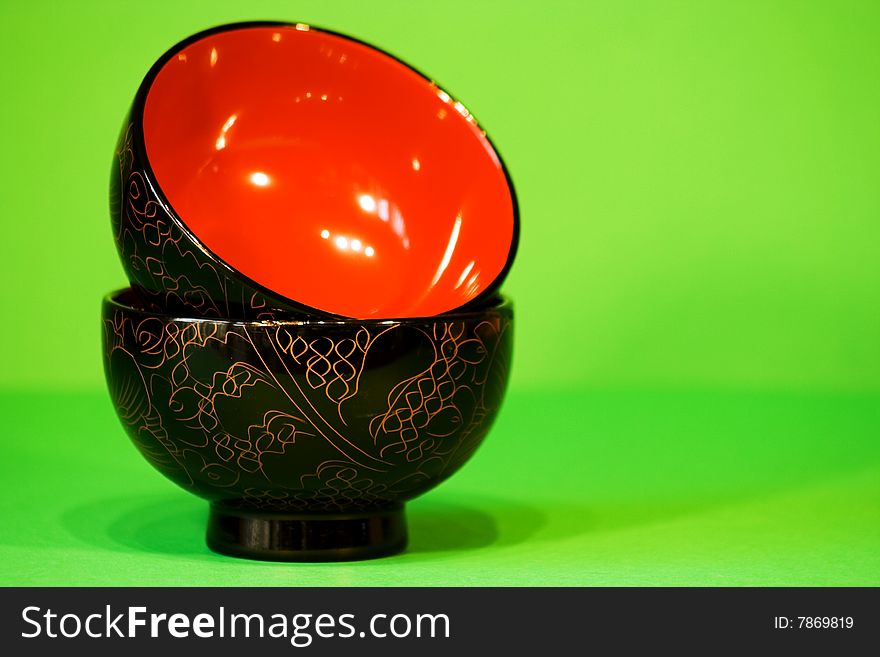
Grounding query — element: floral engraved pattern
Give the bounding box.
[104,296,512,513]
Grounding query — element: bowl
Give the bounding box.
[102,288,513,560]
[111,21,518,320]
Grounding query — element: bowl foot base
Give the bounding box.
[206,503,407,562]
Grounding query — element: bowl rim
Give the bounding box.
[104,288,513,326]
[127,20,520,320]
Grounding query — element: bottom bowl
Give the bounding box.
[102,289,513,561]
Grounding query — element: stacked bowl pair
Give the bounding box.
[103,22,518,561]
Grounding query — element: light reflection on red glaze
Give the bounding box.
[143,25,514,319]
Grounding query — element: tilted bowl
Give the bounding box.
[103,288,513,560]
[111,21,518,320]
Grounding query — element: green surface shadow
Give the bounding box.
[60,494,548,560]
[61,494,209,557]
[407,497,547,554]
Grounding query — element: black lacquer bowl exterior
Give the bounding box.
[111,21,519,321]
[102,289,513,560]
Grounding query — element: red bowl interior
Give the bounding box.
[141,24,516,319]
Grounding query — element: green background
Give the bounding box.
[1,0,878,585]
